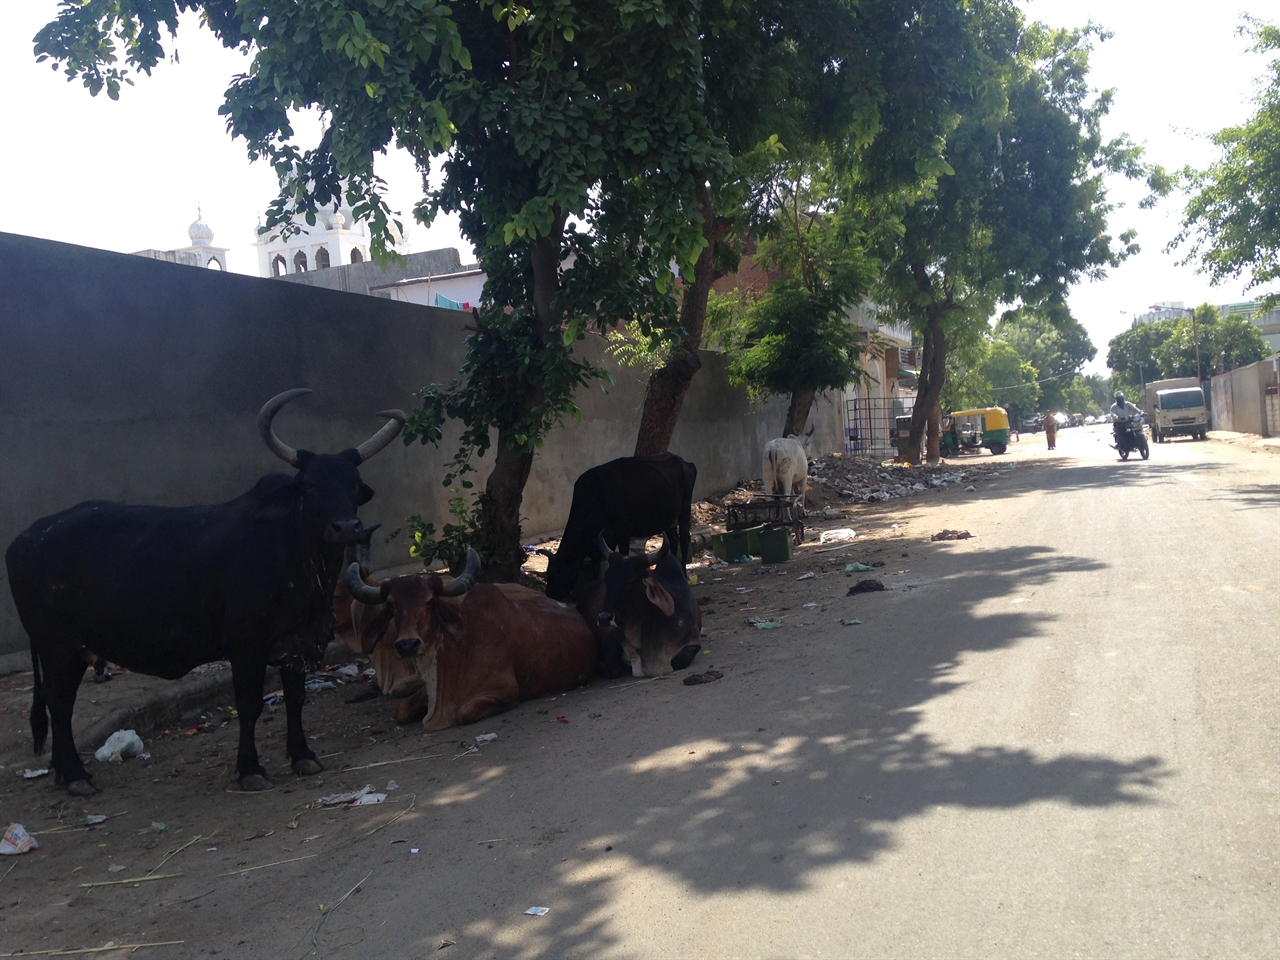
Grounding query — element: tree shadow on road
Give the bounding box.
[394,542,1171,958]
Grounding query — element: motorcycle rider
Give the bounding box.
[1110,391,1144,447]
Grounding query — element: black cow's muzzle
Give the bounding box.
[671,644,701,672]
[326,518,364,545]
[597,611,618,629]
[394,637,422,659]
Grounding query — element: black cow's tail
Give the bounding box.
[30,649,49,755]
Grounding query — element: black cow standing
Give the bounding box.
[544,453,696,601]
[5,389,405,795]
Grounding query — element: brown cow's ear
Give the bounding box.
[434,600,465,646]
[643,577,675,617]
[360,605,394,656]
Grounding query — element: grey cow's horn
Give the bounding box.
[644,532,672,567]
[258,388,312,466]
[354,409,408,463]
[344,562,389,604]
[438,547,481,597]
[598,532,614,561]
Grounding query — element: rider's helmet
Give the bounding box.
[1115,391,1124,403]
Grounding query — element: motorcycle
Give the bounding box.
[1112,416,1150,461]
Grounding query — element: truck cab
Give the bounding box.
[1145,380,1209,442]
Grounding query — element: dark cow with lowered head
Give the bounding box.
[4,389,405,794]
[346,550,596,729]
[544,453,696,601]
[577,533,702,678]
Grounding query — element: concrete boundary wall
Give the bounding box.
[1210,355,1280,437]
[0,233,841,656]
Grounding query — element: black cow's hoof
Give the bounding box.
[291,758,323,777]
[238,773,275,792]
[67,779,101,796]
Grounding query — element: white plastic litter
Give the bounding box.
[1,823,38,855]
[336,664,360,678]
[525,907,550,917]
[819,528,857,544]
[317,784,387,807]
[21,768,49,779]
[84,815,108,826]
[94,730,144,763]
[386,779,399,791]
[795,571,815,581]
[475,733,498,744]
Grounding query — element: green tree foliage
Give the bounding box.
[994,304,1096,411]
[36,0,720,578]
[1107,303,1269,387]
[633,0,998,454]
[979,340,1040,418]
[712,149,887,435]
[1178,19,1280,305]
[1061,377,1097,415]
[874,13,1162,463]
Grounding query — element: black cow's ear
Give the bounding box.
[253,479,302,522]
[294,449,315,470]
[341,448,363,466]
[356,482,375,506]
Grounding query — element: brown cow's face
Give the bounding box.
[357,574,444,661]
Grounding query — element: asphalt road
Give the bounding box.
[2,427,1275,958]
[347,428,1278,958]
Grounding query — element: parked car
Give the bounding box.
[1020,415,1042,433]
[1084,415,1097,425]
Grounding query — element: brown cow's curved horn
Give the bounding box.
[438,547,481,597]
[258,388,312,466]
[344,562,388,605]
[354,409,408,463]
[645,532,672,567]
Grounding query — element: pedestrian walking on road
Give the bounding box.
[1044,412,1058,450]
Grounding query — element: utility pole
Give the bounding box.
[1186,307,1202,380]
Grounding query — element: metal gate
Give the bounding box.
[844,390,914,457]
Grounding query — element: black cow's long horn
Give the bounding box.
[354,409,408,463]
[439,547,481,597]
[345,562,388,604]
[645,532,672,566]
[258,388,312,466]
[598,532,614,561]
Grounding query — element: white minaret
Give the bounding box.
[253,200,377,278]
[175,206,230,270]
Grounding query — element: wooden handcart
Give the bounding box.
[725,494,805,546]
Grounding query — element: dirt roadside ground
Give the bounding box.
[0,425,1260,958]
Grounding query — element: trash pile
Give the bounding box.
[806,454,1012,507]
[692,455,1013,523]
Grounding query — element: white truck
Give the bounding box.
[1144,377,1209,442]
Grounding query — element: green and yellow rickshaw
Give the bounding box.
[940,406,1011,456]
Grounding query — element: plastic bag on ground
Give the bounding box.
[819,528,856,544]
[95,729,144,763]
[1,823,39,855]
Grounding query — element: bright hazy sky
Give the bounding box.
[2,0,1279,374]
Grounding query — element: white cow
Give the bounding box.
[762,432,812,508]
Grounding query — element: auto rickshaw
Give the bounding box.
[940,406,1011,456]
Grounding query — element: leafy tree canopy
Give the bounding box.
[994,303,1095,410]
[872,12,1163,462]
[1178,18,1280,305]
[979,340,1041,416]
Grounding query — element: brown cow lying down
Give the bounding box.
[344,550,595,729]
[332,573,423,699]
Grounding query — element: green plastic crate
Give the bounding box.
[756,525,794,563]
[710,525,763,562]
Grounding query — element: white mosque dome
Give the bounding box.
[188,209,214,245]
[328,211,346,230]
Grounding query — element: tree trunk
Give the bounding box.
[904,311,947,465]
[478,214,566,580]
[783,385,817,436]
[476,428,535,581]
[926,402,942,465]
[634,183,725,456]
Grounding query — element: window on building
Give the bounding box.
[294,250,308,273]
[272,255,286,277]
[315,247,331,270]
[350,248,365,264]
[207,257,223,271]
